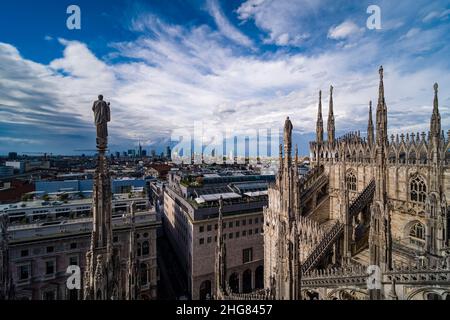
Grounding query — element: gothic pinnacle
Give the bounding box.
[328,85,335,144]
[316,90,324,144]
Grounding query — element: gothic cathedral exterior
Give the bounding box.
[259,66,450,300]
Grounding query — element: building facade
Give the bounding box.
[163,168,272,299]
[0,194,159,300]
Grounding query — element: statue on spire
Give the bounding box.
[284,117,293,159]
[92,95,111,150]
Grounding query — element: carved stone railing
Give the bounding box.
[222,290,272,300]
[385,258,450,285]
[349,180,375,218]
[301,264,368,288]
[301,222,344,274]
[219,284,272,300]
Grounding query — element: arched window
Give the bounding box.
[409,151,416,165]
[137,243,142,257]
[426,292,442,300]
[399,151,406,164]
[345,150,351,161]
[388,150,396,164]
[255,266,264,289]
[410,175,427,203]
[409,222,425,247]
[229,273,239,293]
[140,263,148,286]
[199,280,212,300]
[419,150,428,165]
[142,241,150,256]
[243,269,252,293]
[346,171,357,191]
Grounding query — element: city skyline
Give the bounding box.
[0,0,449,155]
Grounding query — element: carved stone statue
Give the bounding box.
[284,117,293,151]
[92,95,111,149]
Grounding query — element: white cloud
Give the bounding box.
[206,0,253,47]
[328,20,364,40]
[0,8,449,154]
[236,0,315,47]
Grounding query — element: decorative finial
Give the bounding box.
[379,65,384,79]
[330,85,333,94]
[434,83,438,93]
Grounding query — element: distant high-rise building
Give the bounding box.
[139,143,143,157]
[151,150,156,159]
[128,149,136,157]
[115,152,120,158]
[142,150,147,157]
[7,152,17,160]
[166,146,171,160]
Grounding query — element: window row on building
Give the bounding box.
[198,216,261,233]
[199,228,263,245]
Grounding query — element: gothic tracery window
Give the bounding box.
[410,175,427,203]
[346,171,357,191]
[409,222,425,246]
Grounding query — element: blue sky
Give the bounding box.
[0,0,449,156]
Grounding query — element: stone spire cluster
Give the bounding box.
[369,67,392,297]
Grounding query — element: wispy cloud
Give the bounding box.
[206,0,253,48]
[422,9,450,22]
